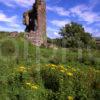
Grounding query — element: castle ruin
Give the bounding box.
[23,0,46,46]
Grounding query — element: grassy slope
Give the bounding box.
[0,32,100,65]
[0,32,99,77]
[0,32,100,100]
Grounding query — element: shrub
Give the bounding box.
[0,64,99,100]
[0,40,15,56]
[40,64,100,100]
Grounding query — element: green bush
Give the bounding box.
[40,64,100,100]
[0,32,100,100]
[0,64,100,100]
[0,40,15,57]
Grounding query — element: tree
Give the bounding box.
[59,22,96,48]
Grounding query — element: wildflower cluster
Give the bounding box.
[17,66,26,73]
[16,66,32,73]
[46,64,74,77]
[26,82,39,90]
[8,64,99,100]
[68,96,74,100]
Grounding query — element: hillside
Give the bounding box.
[0,32,100,67]
[0,32,100,100]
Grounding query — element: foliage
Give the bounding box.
[0,64,100,100]
[0,31,10,39]
[0,40,15,56]
[0,32,100,100]
[52,22,96,48]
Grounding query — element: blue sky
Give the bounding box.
[0,0,100,38]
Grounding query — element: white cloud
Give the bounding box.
[0,11,20,28]
[47,27,58,32]
[47,6,70,16]
[0,11,24,32]
[53,32,60,37]
[47,3,100,24]
[0,25,24,32]
[70,4,100,24]
[84,26,100,37]
[51,20,70,27]
[0,0,35,8]
[0,12,16,23]
[47,27,60,38]
[47,32,60,39]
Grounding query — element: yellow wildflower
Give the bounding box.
[60,66,65,69]
[68,96,74,100]
[66,72,73,76]
[31,85,38,90]
[18,66,26,73]
[60,70,65,73]
[26,82,31,86]
[51,64,56,67]
[58,65,65,71]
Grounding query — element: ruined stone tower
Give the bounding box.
[36,0,47,46]
[23,0,47,46]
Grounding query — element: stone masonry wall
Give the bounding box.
[26,0,47,46]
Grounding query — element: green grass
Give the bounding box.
[0,32,100,100]
[0,32,99,67]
